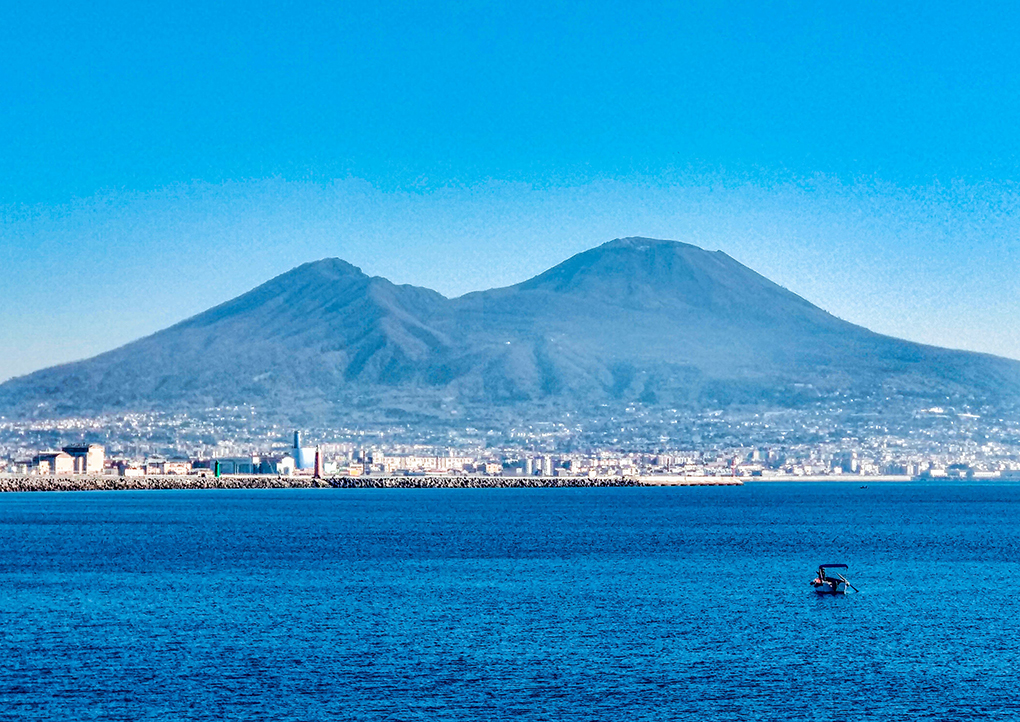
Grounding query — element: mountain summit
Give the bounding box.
[519,238,812,312]
[2,238,1019,422]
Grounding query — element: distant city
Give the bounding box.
[4,396,1019,481]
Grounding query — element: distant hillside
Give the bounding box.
[3,238,1020,422]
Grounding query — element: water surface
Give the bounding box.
[1,483,1018,720]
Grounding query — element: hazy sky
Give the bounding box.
[2,1,1020,382]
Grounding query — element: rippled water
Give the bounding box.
[1,483,1019,720]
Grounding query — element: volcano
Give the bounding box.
[3,237,1019,422]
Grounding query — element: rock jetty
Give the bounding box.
[0,474,650,493]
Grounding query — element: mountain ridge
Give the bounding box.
[2,237,1019,422]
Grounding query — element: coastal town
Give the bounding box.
[4,420,1020,483]
[4,388,1020,486]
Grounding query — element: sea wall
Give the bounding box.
[0,474,648,493]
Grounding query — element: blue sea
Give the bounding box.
[1,483,1019,721]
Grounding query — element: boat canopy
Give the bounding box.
[819,564,848,569]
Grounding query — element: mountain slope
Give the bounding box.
[2,238,1019,420]
[0,258,453,416]
[437,238,1020,404]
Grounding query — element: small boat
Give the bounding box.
[810,563,857,595]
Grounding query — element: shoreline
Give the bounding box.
[743,474,913,482]
[2,474,1010,492]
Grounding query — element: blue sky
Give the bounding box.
[2,1,1020,381]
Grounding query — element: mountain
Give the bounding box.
[3,238,1020,423]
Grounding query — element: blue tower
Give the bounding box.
[293,431,312,469]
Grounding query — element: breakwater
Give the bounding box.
[0,474,655,493]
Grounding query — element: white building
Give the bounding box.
[63,444,105,474]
